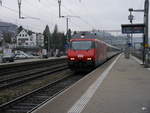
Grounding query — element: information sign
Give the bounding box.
[121,24,145,34]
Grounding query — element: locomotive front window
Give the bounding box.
[71,41,94,50]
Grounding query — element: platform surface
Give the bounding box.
[0,56,66,66]
[32,54,150,113]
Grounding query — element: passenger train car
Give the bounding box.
[67,32,120,71]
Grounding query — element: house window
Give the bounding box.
[23,34,24,37]
[20,34,21,37]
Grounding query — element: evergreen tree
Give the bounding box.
[73,31,77,35]
[2,32,12,44]
[28,30,33,36]
[51,25,67,54]
[57,33,66,51]
[60,33,67,51]
[17,26,23,34]
[43,25,51,50]
[52,24,58,49]
[67,29,72,41]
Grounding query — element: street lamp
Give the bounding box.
[128,0,149,67]
[128,9,134,23]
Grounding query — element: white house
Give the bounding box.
[16,29,37,47]
[30,33,37,46]
[36,33,44,47]
[0,31,3,44]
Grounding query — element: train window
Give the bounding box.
[71,41,94,50]
[95,42,98,48]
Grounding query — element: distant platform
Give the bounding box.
[0,56,67,67]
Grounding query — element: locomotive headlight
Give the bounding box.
[70,58,75,60]
[87,58,92,60]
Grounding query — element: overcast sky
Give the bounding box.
[0,0,146,34]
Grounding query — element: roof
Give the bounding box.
[72,31,98,39]
[70,38,97,41]
[18,29,35,36]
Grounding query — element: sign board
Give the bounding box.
[65,44,68,48]
[128,43,132,47]
[121,24,145,34]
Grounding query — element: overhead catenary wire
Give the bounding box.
[25,0,95,31]
[0,3,55,32]
[61,0,125,33]
[0,14,44,33]
[69,19,83,30]
[22,0,57,27]
[37,0,83,31]
[62,3,125,34]
[1,0,95,32]
[1,4,40,20]
[0,15,44,32]
[139,0,144,8]
[50,0,95,30]
[1,5,19,14]
[61,4,95,29]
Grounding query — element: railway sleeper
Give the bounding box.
[11,105,35,109]
[5,109,29,113]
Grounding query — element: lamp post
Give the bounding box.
[128,8,134,44]
[61,16,79,42]
[128,0,149,67]
[128,8,134,56]
[144,0,149,67]
[57,0,80,42]
[18,0,24,19]
[58,0,61,18]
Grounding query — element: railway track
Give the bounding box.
[0,73,84,113]
[0,54,119,113]
[0,63,68,90]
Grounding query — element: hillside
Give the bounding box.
[0,21,18,33]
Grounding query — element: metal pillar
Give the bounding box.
[0,0,2,6]
[57,0,79,43]
[58,0,61,18]
[18,0,22,18]
[128,0,149,66]
[127,9,134,57]
[125,34,130,59]
[129,9,134,49]
[66,17,69,41]
[144,0,149,67]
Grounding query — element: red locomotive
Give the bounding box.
[67,32,120,71]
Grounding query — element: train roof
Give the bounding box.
[70,38,96,41]
[72,31,98,39]
[70,38,120,50]
[71,31,120,50]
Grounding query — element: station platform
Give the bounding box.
[0,56,66,66]
[32,54,150,113]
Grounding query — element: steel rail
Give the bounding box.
[0,63,68,90]
[0,73,83,113]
